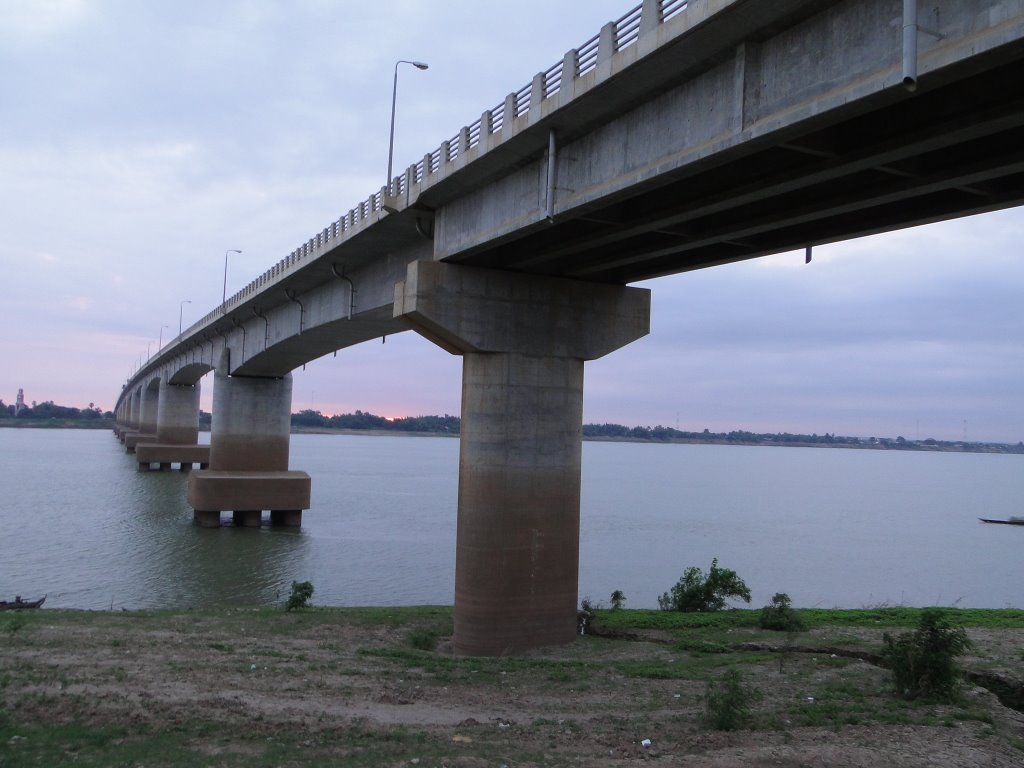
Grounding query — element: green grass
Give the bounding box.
[358,646,592,679]
[0,715,451,768]
[6,605,1019,638]
[593,607,1024,632]
[0,718,209,768]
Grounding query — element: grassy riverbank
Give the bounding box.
[2,606,1022,767]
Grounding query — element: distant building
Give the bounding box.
[14,389,25,415]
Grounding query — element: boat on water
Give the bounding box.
[0,595,46,610]
[978,517,1024,526]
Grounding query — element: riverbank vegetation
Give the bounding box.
[4,399,1023,452]
[0,399,113,428]
[2,605,1021,766]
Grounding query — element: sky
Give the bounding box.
[2,1,1023,444]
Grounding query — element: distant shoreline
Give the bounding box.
[3,418,1020,454]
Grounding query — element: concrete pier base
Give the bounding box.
[232,510,261,527]
[124,432,155,453]
[188,470,311,515]
[396,261,650,655]
[187,366,310,527]
[194,510,221,528]
[136,444,210,471]
[270,510,302,527]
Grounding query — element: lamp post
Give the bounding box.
[157,324,169,351]
[222,249,242,313]
[179,300,191,337]
[387,59,428,190]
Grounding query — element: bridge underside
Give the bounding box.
[446,46,1024,284]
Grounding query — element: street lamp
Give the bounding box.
[387,59,429,190]
[179,300,191,337]
[157,324,169,351]
[222,249,242,313]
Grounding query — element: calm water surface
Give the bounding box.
[0,429,1019,610]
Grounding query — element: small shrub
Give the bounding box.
[759,592,807,632]
[658,558,751,612]
[408,629,438,651]
[285,580,314,611]
[882,608,971,701]
[703,669,758,730]
[610,590,626,611]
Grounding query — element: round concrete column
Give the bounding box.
[209,370,292,471]
[454,351,584,655]
[156,379,201,444]
[139,384,159,435]
[129,390,141,428]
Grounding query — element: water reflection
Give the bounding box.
[122,468,312,609]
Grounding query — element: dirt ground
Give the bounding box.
[1,609,1022,766]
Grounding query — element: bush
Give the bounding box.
[408,628,439,651]
[882,608,971,701]
[703,669,758,730]
[658,558,751,612]
[285,580,314,611]
[610,590,626,611]
[758,592,807,632]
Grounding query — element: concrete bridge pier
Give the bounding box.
[117,392,141,444]
[156,380,200,444]
[136,381,209,472]
[187,363,310,528]
[124,386,158,452]
[396,261,650,656]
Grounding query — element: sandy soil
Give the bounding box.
[2,610,1022,766]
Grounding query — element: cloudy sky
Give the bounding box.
[2,1,1022,443]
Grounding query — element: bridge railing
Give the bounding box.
[184,0,689,337]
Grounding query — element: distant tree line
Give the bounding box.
[290,409,460,434]
[583,422,1024,453]
[0,399,112,421]
[583,423,861,444]
[4,399,1022,453]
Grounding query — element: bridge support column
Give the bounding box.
[137,381,209,471]
[128,391,141,429]
[156,380,200,445]
[187,363,310,527]
[125,386,158,453]
[396,261,650,655]
[119,391,141,443]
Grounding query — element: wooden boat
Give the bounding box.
[0,595,46,610]
[978,517,1024,526]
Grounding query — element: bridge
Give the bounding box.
[114,0,1024,655]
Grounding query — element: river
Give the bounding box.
[0,429,1019,611]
